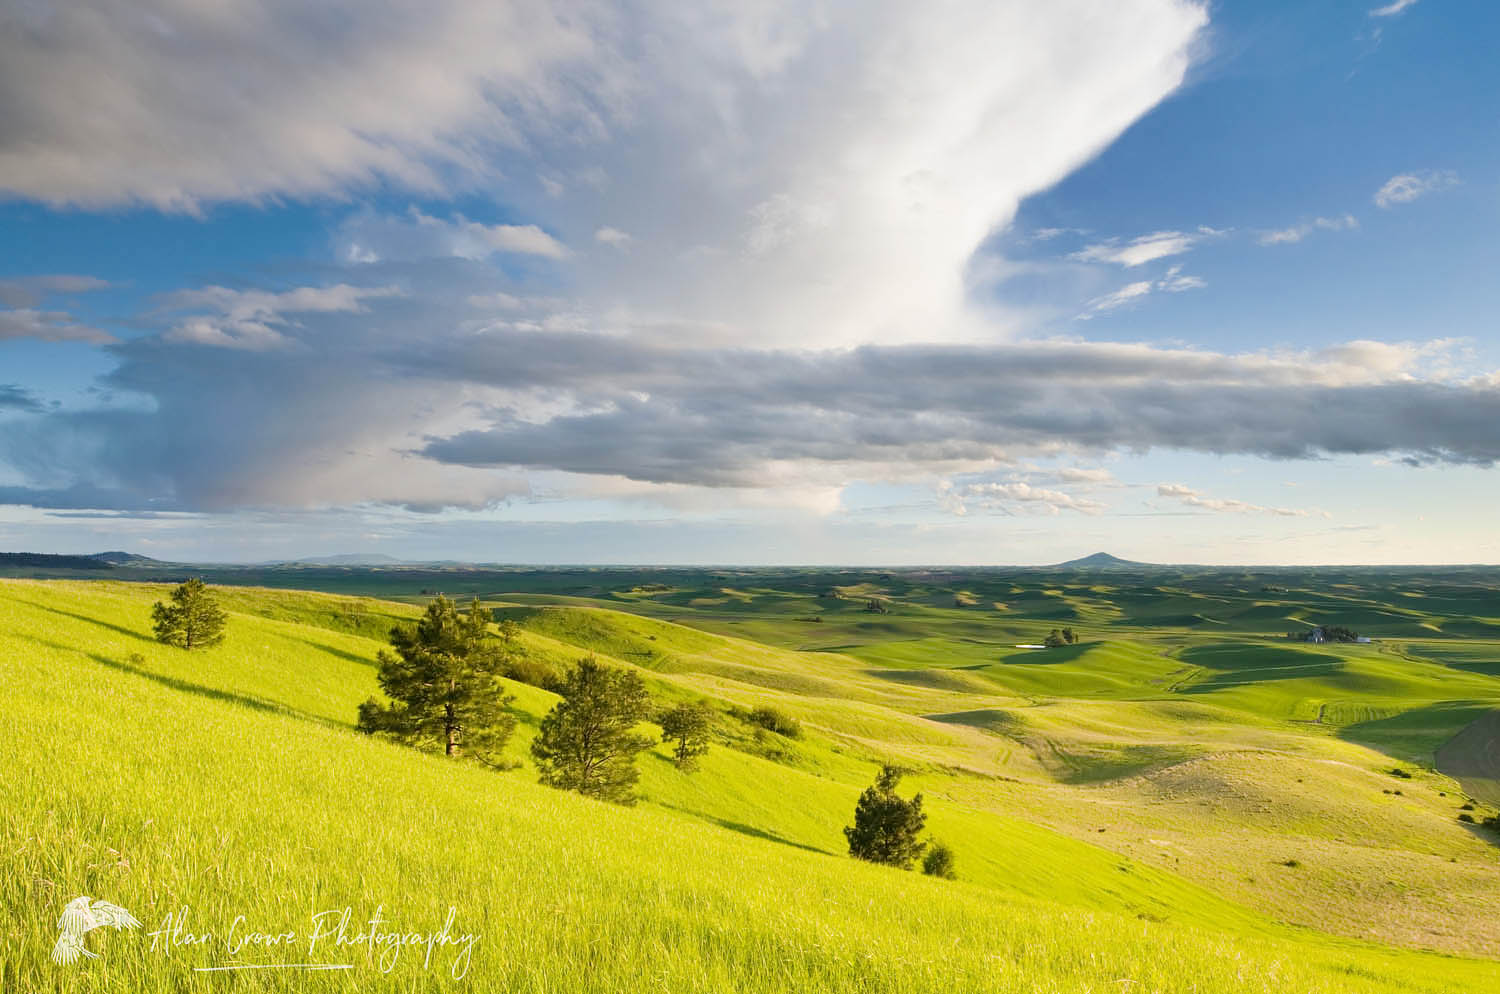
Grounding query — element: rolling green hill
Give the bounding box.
[3,578,1499,992]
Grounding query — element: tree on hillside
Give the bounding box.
[531,657,653,804]
[151,578,228,650]
[659,700,714,772]
[1061,627,1077,644]
[845,765,927,868]
[1043,629,1067,648]
[356,595,516,764]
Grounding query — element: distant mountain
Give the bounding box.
[1049,552,1151,569]
[90,551,165,565]
[0,552,114,570]
[286,553,408,566]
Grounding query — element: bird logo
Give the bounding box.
[51,896,140,966]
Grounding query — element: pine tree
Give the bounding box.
[151,578,228,650]
[532,657,652,804]
[844,765,927,868]
[659,700,714,772]
[356,596,516,764]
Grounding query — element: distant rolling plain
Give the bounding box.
[3,557,1499,992]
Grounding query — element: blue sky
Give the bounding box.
[1,0,1497,564]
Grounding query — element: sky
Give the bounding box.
[1,0,1498,565]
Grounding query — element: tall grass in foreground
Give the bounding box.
[2,580,1497,992]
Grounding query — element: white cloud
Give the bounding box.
[594,227,632,247]
[1257,215,1358,246]
[0,275,111,308]
[0,0,1209,350]
[1082,280,1155,315]
[1057,467,1119,485]
[159,284,402,351]
[338,209,567,263]
[1073,230,1201,267]
[1079,265,1204,317]
[1156,483,1322,518]
[0,308,115,345]
[1370,0,1419,17]
[1374,171,1458,209]
[940,480,1107,516]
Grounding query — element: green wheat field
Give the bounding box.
[4,564,1500,992]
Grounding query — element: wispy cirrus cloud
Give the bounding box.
[1079,265,1204,318]
[1257,214,1359,246]
[338,209,567,264]
[1072,229,1206,267]
[0,308,115,345]
[1369,0,1419,17]
[1374,171,1458,209]
[158,284,402,351]
[1157,483,1322,518]
[0,275,111,308]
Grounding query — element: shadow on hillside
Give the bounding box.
[1174,643,1347,692]
[14,597,153,643]
[21,633,349,731]
[995,641,1099,666]
[652,800,828,856]
[286,632,379,668]
[89,650,347,730]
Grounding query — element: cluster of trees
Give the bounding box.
[1042,627,1078,648]
[153,584,962,880]
[844,765,957,879]
[356,596,717,805]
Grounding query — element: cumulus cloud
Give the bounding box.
[1156,483,1321,517]
[1374,171,1458,209]
[0,0,1209,349]
[1257,215,1359,246]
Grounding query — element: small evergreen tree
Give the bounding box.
[1061,627,1077,644]
[151,578,228,650]
[356,596,516,764]
[659,700,714,771]
[1043,629,1066,648]
[845,765,927,868]
[922,839,957,879]
[532,657,653,804]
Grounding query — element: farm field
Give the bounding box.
[3,566,1500,992]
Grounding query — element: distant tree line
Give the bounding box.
[1287,625,1361,643]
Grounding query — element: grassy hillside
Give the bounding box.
[3,579,1499,992]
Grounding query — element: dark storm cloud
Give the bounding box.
[415,334,1500,485]
[1,279,1496,512]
